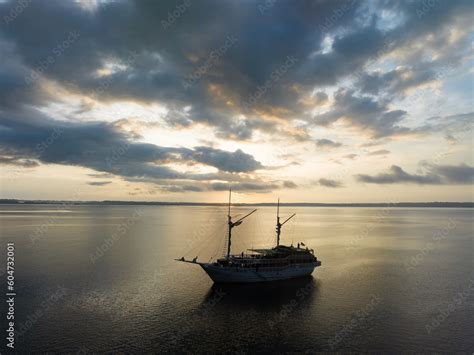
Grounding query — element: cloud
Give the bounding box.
[0,0,470,142]
[356,66,436,97]
[343,153,358,160]
[183,146,263,173]
[315,178,344,188]
[283,180,297,189]
[429,163,474,184]
[87,181,112,186]
[312,88,419,138]
[315,138,342,149]
[356,164,474,185]
[0,0,472,198]
[313,91,328,104]
[88,172,113,178]
[0,0,361,140]
[356,166,440,184]
[0,155,39,168]
[297,20,388,87]
[367,149,390,156]
[0,107,271,192]
[161,184,204,193]
[210,182,278,192]
[427,112,474,134]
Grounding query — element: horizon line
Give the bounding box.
[0,199,473,208]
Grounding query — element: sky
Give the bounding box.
[0,0,473,203]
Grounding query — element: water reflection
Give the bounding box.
[1,205,473,352]
[200,276,319,313]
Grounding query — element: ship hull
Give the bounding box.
[200,263,318,283]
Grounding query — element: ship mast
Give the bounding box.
[226,189,256,258]
[276,198,281,246]
[226,189,232,257]
[275,198,295,246]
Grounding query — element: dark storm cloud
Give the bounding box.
[387,0,473,44]
[0,1,359,111]
[296,18,388,87]
[1,6,470,93]
[0,40,53,109]
[1,1,471,89]
[0,107,264,181]
[356,164,474,185]
[4,0,471,140]
[0,0,472,195]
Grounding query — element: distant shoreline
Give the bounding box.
[0,199,472,208]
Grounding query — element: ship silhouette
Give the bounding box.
[176,190,321,283]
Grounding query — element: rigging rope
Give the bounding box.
[178,207,299,261]
[180,217,227,260]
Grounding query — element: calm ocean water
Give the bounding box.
[0,205,472,352]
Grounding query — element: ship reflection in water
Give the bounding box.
[202,276,318,313]
[173,276,320,353]
[2,205,473,352]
